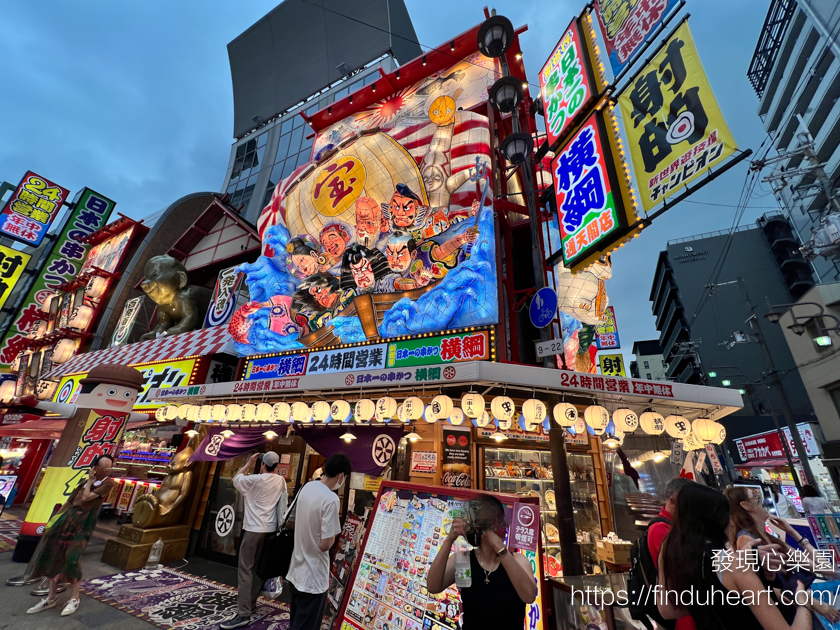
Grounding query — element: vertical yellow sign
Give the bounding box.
[618,21,738,211]
[599,353,626,376]
[0,245,31,311]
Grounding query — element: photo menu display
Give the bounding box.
[338,483,545,630]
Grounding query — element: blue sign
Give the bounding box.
[244,354,308,380]
[529,287,557,329]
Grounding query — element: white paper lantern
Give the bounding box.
[403,397,424,420]
[583,405,610,430]
[164,405,179,420]
[69,304,94,330]
[639,410,665,435]
[0,380,15,403]
[430,395,453,419]
[397,404,410,423]
[178,404,193,420]
[553,402,578,427]
[522,399,547,425]
[330,400,351,423]
[375,397,397,422]
[683,431,703,451]
[664,415,690,438]
[311,401,332,423]
[567,418,586,435]
[40,293,55,313]
[9,353,21,372]
[223,404,241,422]
[291,402,312,423]
[612,408,638,433]
[154,407,166,422]
[241,404,257,422]
[85,275,109,299]
[28,320,46,340]
[496,411,513,431]
[354,399,375,423]
[273,402,292,423]
[692,418,717,443]
[255,403,273,422]
[461,393,485,419]
[491,396,515,421]
[423,405,439,423]
[51,338,78,364]
[711,422,726,445]
[587,422,606,436]
[448,408,465,426]
[473,411,492,428]
[186,405,201,422]
[199,405,213,421]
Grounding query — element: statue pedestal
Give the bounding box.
[102,524,191,571]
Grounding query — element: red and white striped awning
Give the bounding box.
[44,326,235,379]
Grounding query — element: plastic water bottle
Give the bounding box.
[454,538,471,588]
[146,538,164,569]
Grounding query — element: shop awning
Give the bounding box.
[734,458,793,468]
[43,325,235,379]
[0,417,156,440]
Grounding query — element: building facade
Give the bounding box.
[649,213,815,419]
[748,0,840,283]
[630,339,666,380]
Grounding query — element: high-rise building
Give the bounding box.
[221,0,422,225]
[747,0,840,283]
[649,213,815,419]
[629,340,666,381]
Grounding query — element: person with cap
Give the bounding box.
[221,451,288,629]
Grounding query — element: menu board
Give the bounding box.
[338,481,545,630]
[328,513,368,624]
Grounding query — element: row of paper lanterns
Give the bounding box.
[154,395,725,448]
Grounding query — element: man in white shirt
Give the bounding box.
[286,453,351,630]
[221,451,287,630]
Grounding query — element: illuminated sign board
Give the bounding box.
[594,305,620,349]
[386,331,490,368]
[0,245,31,311]
[0,171,69,246]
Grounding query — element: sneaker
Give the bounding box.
[60,598,79,616]
[27,597,56,614]
[219,615,251,629]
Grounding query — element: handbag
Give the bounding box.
[257,484,303,581]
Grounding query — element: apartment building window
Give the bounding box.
[646,373,652,379]
[644,361,649,369]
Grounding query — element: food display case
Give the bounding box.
[482,446,604,576]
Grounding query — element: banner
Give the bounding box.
[0,171,69,247]
[204,266,244,328]
[618,21,738,211]
[21,408,129,536]
[593,0,680,76]
[599,353,626,376]
[386,331,489,368]
[0,188,114,367]
[0,245,31,312]
[110,296,144,347]
[594,305,620,349]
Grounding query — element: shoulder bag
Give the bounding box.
[257,482,303,581]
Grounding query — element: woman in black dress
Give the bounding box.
[427,495,537,629]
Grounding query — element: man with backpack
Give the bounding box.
[628,477,695,630]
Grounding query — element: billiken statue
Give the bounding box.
[139,255,212,342]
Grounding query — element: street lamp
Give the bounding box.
[721,379,731,387]
[477,14,514,58]
[766,300,840,342]
[488,76,524,114]
[789,321,807,335]
[499,132,534,166]
[708,371,717,378]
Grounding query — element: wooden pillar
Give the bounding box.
[549,425,583,576]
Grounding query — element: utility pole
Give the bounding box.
[737,277,816,487]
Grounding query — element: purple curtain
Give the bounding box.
[190,423,404,476]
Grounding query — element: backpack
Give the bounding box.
[627,516,675,630]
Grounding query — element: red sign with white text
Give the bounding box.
[511,503,539,552]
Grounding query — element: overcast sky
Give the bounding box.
[0,0,778,365]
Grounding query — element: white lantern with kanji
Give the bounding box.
[312,401,332,423]
[354,399,375,423]
[522,399,547,425]
[553,402,578,427]
[85,275,109,299]
[683,431,703,451]
[491,396,515,422]
[461,393,485,419]
[639,411,665,435]
[273,402,292,423]
[473,411,492,428]
[223,404,241,422]
[255,403,273,422]
[330,400,351,423]
[403,397,424,421]
[241,404,257,422]
[51,339,78,364]
[613,408,638,433]
[665,415,690,438]
[568,418,586,435]
[199,405,213,422]
[375,397,397,422]
[430,395,453,419]
[291,402,312,423]
[448,408,465,426]
[711,422,726,445]
[423,406,438,423]
[583,405,610,430]
[186,405,201,422]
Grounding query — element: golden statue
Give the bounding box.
[132,435,197,529]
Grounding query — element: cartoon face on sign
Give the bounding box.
[73,364,143,412]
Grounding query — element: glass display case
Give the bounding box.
[482,447,603,576]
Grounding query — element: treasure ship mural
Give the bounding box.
[230,54,500,355]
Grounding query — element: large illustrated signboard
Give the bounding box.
[231,54,498,357]
[0,171,69,247]
[337,481,545,630]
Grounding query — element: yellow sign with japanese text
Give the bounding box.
[0,245,30,311]
[618,21,738,211]
[599,353,626,376]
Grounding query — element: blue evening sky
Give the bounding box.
[0,0,777,365]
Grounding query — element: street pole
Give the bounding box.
[737,277,816,487]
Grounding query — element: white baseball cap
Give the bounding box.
[261,451,280,467]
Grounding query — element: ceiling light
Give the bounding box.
[263,430,278,440]
[221,429,235,438]
[185,429,198,438]
[814,335,833,347]
[789,322,807,335]
[405,431,421,442]
[340,431,357,443]
[764,311,783,324]
[653,451,666,462]
[491,430,506,442]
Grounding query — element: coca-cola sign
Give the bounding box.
[441,426,472,489]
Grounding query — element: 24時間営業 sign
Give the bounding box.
[0,171,69,247]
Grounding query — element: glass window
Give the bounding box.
[276,133,291,161]
[245,138,257,153]
[235,143,247,159]
[333,87,349,99]
[280,117,294,136]
[296,151,310,168]
[226,182,236,194]
[261,185,275,210]
[364,73,378,86]
[235,178,247,191]
[643,361,649,369]
[306,102,320,115]
[349,80,363,94]
[646,373,651,379]
[293,114,304,129]
[281,159,297,179]
[231,156,245,180]
[288,127,303,155]
[300,132,314,154]
[252,145,266,171]
[240,181,257,209]
[231,189,244,206]
[257,132,267,148]
[269,162,284,187]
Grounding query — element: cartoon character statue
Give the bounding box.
[132,435,198,528]
[139,255,212,341]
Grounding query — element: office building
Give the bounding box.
[748,0,840,283]
[221,0,422,225]
[630,340,666,380]
[649,213,815,419]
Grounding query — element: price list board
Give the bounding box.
[337,481,546,630]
